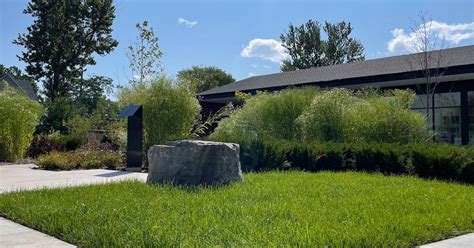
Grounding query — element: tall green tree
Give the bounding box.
[72,75,113,114]
[14,0,118,101]
[280,20,365,71]
[127,21,163,86]
[177,66,235,93]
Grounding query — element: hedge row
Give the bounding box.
[240,141,474,184]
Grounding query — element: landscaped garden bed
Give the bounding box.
[1,171,473,247]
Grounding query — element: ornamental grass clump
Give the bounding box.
[297,88,357,142]
[0,82,43,161]
[211,87,432,145]
[297,88,432,143]
[348,89,432,143]
[210,87,319,144]
[118,76,201,151]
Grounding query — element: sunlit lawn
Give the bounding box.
[1,171,473,247]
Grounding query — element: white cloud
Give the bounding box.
[388,21,474,53]
[178,18,198,28]
[241,38,289,63]
[248,72,257,77]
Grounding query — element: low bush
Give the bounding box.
[238,140,474,184]
[410,144,473,181]
[37,149,123,170]
[240,140,287,172]
[27,135,62,158]
[49,133,84,151]
[36,152,77,170]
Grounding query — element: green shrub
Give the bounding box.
[237,140,474,184]
[210,87,319,144]
[0,82,43,161]
[119,77,201,152]
[65,115,93,143]
[80,150,122,170]
[240,140,287,172]
[298,88,356,142]
[37,151,77,170]
[211,88,431,145]
[49,133,84,151]
[410,144,472,181]
[461,162,474,184]
[297,88,431,143]
[36,150,123,170]
[349,90,432,143]
[349,143,409,174]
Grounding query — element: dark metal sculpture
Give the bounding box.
[119,105,143,171]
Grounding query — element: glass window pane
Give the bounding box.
[434,107,461,144]
[412,94,432,109]
[469,92,474,106]
[434,92,460,107]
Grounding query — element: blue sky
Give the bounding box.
[1,0,473,88]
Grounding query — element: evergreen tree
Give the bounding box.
[14,0,118,101]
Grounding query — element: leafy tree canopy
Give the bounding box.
[14,0,118,101]
[280,20,365,71]
[71,75,113,114]
[177,66,235,93]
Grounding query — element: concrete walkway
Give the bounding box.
[0,217,75,248]
[0,163,147,194]
[419,233,474,248]
[0,163,147,247]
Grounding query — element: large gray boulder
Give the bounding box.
[147,140,242,186]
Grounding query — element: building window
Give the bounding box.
[469,92,474,145]
[412,94,433,128]
[412,94,432,109]
[434,92,461,144]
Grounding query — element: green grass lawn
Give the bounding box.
[1,172,473,247]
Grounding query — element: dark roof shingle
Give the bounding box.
[198,45,474,96]
[0,73,38,100]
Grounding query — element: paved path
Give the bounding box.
[0,164,147,194]
[419,233,474,248]
[0,163,147,247]
[0,217,75,248]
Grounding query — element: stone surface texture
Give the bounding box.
[147,140,242,186]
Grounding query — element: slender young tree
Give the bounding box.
[280,20,365,71]
[407,11,450,128]
[127,21,163,86]
[14,0,118,101]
